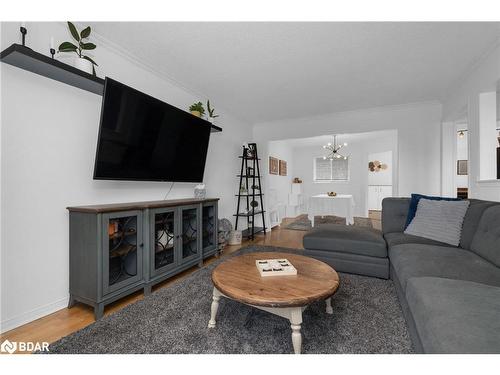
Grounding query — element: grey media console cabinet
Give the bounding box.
[67,198,219,319]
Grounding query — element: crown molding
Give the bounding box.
[77,24,209,100]
[66,22,249,126]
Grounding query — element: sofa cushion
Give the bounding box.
[470,205,500,267]
[382,197,410,234]
[384,232,455,248]
[303,224,387,258]
[389,243,500,290]
[404,193,461,229]
[406,277,500,353]
[404,199,470,246]
[460,200,499,250]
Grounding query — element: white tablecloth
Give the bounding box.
[308,194,355,226]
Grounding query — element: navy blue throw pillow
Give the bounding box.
[404,193,461,229]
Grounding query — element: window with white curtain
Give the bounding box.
[313,157,349,181]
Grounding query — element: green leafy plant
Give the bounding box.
[58,22,98,74]
[189,102,205,115]
[207,100,219,118]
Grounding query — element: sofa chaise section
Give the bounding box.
[303,224,389,279]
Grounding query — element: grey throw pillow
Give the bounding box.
[404,198,470,246]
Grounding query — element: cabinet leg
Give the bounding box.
[144,285,152,296]
[94,303,104,320]
[198,259,204,268]
[68,294,76,309]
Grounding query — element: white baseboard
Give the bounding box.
[0,297,68,334]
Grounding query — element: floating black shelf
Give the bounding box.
[1,43,223,133]
[0,43,105,95]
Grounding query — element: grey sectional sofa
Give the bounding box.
[303,197,500,353]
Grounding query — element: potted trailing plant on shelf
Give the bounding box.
[189,102,205,118]
[206,100,219,123]
[58,22,98,75]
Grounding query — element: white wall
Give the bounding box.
[456,126,469,189]
[0,22,252,332]
[478,91,498,180]
[368,151,393,186]
[267,140,293,211]
[253,102,442,221]
[441,121,457,197]
[442,36,500,201]
[289,131,397,217]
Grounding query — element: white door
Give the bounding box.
[378,186,393,209]
[368,186,380,210]
[368,185,393,210]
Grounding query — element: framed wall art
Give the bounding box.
[279,160,287,176]
[457,160,468,175]
[269,156,279,175]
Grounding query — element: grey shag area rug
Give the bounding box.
[284,214,373,231]
[47,245,412,354]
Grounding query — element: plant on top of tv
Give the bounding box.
[207,100,219,119]
[58,22,98,75]
[189,102,205,117]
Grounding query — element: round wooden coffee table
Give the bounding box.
[208,252,340,354]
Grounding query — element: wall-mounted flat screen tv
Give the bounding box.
[94,78,211,182]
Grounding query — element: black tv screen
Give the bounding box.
[94,78,211,182]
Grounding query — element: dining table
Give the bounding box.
[308,194,355,226]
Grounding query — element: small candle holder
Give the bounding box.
[50,48,55,59]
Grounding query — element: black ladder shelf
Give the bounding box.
[234,143,267,240]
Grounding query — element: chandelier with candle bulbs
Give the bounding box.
[322,135,348,160]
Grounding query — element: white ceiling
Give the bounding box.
[276,129,397,149]
[91,22,500,124]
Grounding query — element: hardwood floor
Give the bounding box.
[1,214,379,352]
[0,222,304,352]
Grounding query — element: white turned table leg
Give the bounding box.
[208,287,221,328]
[325,297,333,314]
[291,324,302,354]
[289,308,303,354]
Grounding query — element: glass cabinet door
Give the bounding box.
[180,205,200,262]
[202,203,217,255]
[151,208,177,276]
[103,211,142,295]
